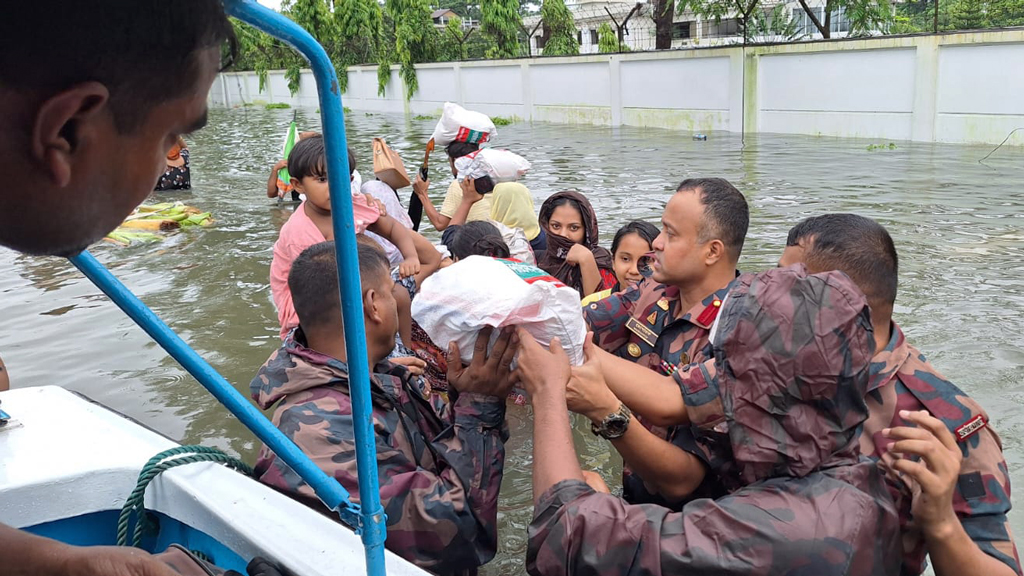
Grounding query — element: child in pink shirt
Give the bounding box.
[271,136,420,339]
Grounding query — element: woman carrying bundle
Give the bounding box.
[536,191,616,298]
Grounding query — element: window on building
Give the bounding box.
[791,7,825,35]
[830,6,851,33]
[672,21,691,39]
[705,18,739,37]
[536,34,547,49]
[577,30,583,44]
[590,29,599,44]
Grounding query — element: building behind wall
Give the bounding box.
[523,0,866,55]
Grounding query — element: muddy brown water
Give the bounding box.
[1,107,1021,573]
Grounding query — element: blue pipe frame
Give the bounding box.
[67,2,388,575]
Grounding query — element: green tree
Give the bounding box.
[441,15,472,60]
[688,0,893,39]
[481,0,523,58]
[376,0,438,98]
[989,0,1024,25]
[540,0,579,56]
[597,22,619,52]
[333,0,384,91]
[282,0,337,94]
[747,3,803,41]
[948,0,989,27]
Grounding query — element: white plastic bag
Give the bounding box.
[430,102,497,147]
[412,256,586,366]
[455,149,531,183]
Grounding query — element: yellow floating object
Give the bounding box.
[120,219,180,231]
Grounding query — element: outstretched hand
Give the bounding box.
[883,409,962,537]
[513,328,571,400]
[567,333,620,422]
[447,326,519,398]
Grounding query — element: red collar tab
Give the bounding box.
[696,297,723,326]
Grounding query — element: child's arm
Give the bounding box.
[410,230,442,288]
[368,215,421,278]
[0,354,9,392]
[267,159,287,199]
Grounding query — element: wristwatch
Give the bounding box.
[591,403,632,440]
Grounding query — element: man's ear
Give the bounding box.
[704,239,725,266]
[363,288,383,326]
[32,82,110,188]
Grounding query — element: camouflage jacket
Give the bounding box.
[251,329,509,575]
[584,278,731,508]
[528,267,902,576]
[863,323,1020,574]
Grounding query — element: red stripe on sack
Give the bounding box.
[955,415,987,441]
[456,127,471,142]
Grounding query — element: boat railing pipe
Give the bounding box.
[221,3,387,573]
[65,2,388,576]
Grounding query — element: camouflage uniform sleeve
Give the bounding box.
[672,357,725,429]
[527,474,900,576]
[404,390,509,572]
[283,390,507,574]
[583,283,640,353]
[955,423,1021,574]
[671,358,743,490]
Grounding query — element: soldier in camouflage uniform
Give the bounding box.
[251,241,518,576]
[581,177,748,507]
[781,214,1020,576]
[516,266,902,576]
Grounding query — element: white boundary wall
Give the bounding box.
[210,29,1024,146]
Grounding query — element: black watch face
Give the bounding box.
[606,415,629,435]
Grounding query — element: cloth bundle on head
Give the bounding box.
[536,191,614,297]
[430,102,497,147]
[490,183,540,241]
[454,149,530,183]
[704,265,876,485]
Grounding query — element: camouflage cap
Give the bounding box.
[713,264,875,484]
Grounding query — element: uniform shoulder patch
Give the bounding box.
[955,414,987,441]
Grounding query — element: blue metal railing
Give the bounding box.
[67,2,388,575]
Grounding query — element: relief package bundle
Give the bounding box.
[430,102,497,147]
[454,149,531,183]
[411,256,586,367]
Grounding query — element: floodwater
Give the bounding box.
[2,107,1022,573]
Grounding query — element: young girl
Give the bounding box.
[536,191,616,298]
[270,136,421,339]
[580,220,659,306]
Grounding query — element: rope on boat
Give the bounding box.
[117,445,253,547]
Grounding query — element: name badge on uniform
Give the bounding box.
[955,415,987,441]
[626,317,658,347]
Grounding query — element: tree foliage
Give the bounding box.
[441,15,472,60]
[379,0,439,98]
[481,0,523,58]
[541,0,579,56]
[597,22,620,52]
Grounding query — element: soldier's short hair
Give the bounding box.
[787,214,899,309]
[289,241,391,329]
[677,178,749,263]
[0,1,235,134]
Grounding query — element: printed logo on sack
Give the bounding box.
[498,258,565,287]
[456,127,491,144]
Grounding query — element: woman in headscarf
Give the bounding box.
[490,181,545,252]
[537,190,616,297]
